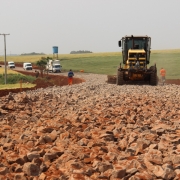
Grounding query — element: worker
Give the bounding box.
[68,69,74,85]
[160,67,166,85]
[35,70,39,78]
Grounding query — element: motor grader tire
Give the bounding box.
[150,72,157,86]
[107,75,116,84]
[116,70,124,85]
[149,66,156,71]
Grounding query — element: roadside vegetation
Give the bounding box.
[0,68,36,89]
[0,73,35,84]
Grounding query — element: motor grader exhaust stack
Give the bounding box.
[109,35,158,85]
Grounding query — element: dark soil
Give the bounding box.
[107,75,180,85]
[165,79,180,85]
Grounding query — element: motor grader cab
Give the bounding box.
[117,35,157,85]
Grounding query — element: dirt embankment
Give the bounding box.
[165,79,180,85]
[107,75,180,85]
[0,70,85,97]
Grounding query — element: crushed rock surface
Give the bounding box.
[0,73,180,179]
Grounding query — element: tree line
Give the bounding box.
[70,50,92,54]
[21,52,46,56]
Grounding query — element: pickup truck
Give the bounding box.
[23,62,32,70]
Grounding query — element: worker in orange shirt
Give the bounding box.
[68,69,74,85]
[160,67,166,85]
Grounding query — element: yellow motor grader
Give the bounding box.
[116,35,157,85]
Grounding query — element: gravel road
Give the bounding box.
[1,71,180,179]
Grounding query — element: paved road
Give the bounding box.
[0,65,63,75]
[0,65,27,72]
[0,65,87,79]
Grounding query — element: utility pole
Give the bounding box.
[0,33,10,84]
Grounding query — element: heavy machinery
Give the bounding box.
[116,35,157,85]
[46,59,62,73]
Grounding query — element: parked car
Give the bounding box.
[23,62,32,70]
[8,61,15,68]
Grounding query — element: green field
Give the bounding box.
[0,49,180,79]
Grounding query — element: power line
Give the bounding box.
[0,33,10,84]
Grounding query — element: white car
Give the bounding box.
[8,61,15,68]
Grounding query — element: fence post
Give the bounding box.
[20,80,22,92]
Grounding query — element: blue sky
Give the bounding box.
[0,0,180,54]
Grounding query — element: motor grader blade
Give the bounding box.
[107,75,117,84]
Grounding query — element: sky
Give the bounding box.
[0,0,180,55]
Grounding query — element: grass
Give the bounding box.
[0,55,44,64]
[60,50,180,79]
[61,55,121,75]
[0,52,121,64]
[0,68,20,74]
[0,67,36,89]
[150,52,180,79]
[0,49,180,79]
